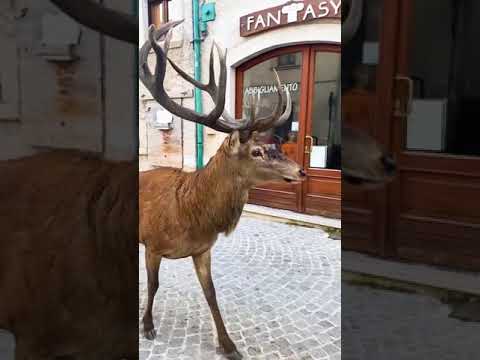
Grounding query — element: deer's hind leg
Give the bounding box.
[193,250,242,360]
[142,249,162,340]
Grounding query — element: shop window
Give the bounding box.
[310,51,341,169]
[403,0,480,156]
[240,49,341,170]
[148,0,170,26]
[242,52,303,164]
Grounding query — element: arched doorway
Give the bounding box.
[236,44,341,217]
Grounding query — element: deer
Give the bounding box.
[138,22,304,360]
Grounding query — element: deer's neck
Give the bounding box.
[180,147,250,235]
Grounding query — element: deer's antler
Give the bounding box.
[342,0,363,44]
[49,0,137,44]
[140,22,291,142]
[222,69,292,142]
[139,22,243,133]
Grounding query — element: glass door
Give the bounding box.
[303,47,341,217]
[238,46,309,212]
[341,0,391,253]
[238,45,342,216]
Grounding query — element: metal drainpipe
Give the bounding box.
[192,0,204,169]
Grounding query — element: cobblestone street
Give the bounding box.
[139,217,341,360]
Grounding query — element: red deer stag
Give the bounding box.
[138,23,304,360]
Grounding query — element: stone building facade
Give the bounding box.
[0,0,136,161]
[139,0,341,216]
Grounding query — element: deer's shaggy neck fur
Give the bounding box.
[179,140,251,236]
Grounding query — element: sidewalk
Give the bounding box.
[243,204,341,230]
[343,251,480,297]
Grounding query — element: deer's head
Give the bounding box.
[342,126,396,187]
[140,22,305,185]
[221,130,306,185]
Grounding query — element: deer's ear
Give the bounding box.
[228,131,241,154]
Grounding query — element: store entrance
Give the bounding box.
[237,44,341,217]
[343,0,480,270]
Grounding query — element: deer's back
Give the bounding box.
[0,151,138,358]
[139,167,186,246]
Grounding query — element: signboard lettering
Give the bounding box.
[245,82,300,96]
[240,0,341,37]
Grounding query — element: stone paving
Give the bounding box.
[138,217,341,360]
[342,282,480,360]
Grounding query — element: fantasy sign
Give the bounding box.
[240,0,341,37]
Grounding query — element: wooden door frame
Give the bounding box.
[342,0,402,255]
[302,44,341,215]
[236,43,341,215]
[373,0,402,257]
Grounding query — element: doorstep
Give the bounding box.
[343,250,480,297]
[243,204,341,230]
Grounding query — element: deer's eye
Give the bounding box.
[251,149,262,157]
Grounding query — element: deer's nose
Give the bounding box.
[381,155,396,174]
[299,169,306,177]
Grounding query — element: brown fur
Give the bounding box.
[140,138,249,259]
[342,125,396,186]
[0,151,138,359]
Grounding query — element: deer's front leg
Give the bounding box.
[142,250,162,340]
[193,250,242,360]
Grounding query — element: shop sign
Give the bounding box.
[240,0,341,37]
[245,82,300,95]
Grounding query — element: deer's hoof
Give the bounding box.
[143,328,157,340]
[224,349,243,360]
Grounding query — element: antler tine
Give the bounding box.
[49,0,137,44]
[139,21,184,91]
[140,22,237,132]
[271,70,292,128]
[247,68,291,133]
[342,0,364,44]
[167,41,228,109]
[221,69,291,142]
[252,91,263,118]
